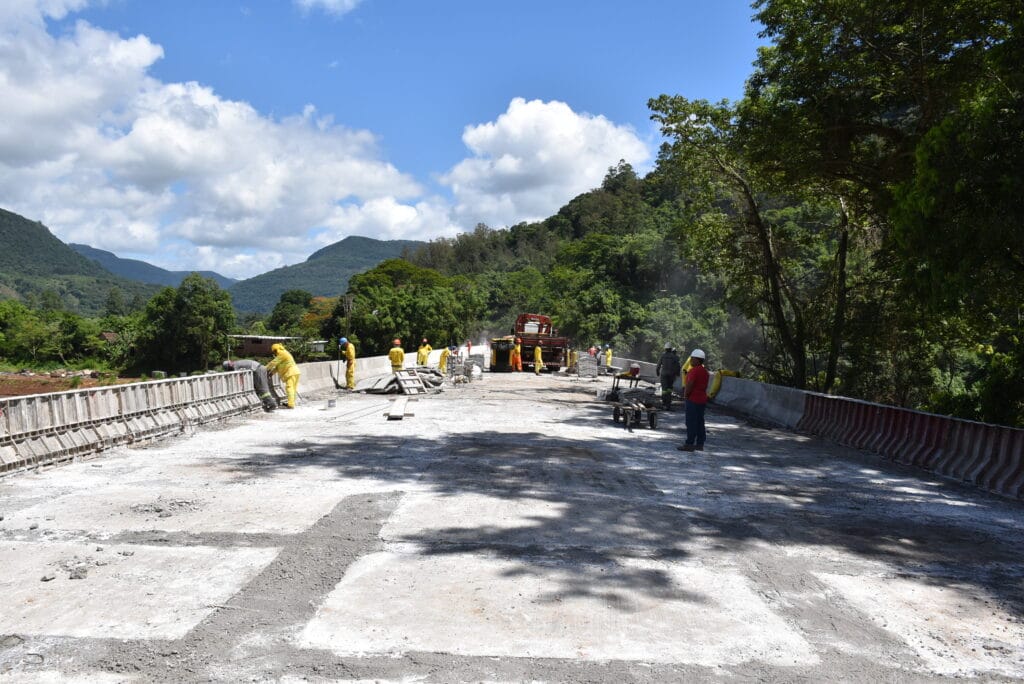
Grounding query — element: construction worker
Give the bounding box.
[266,343,300,408]
[439,345,451,374]
[417,338,432,366]
[534,344,543,375]
[678,349,710,452]
[510,337,523,372]
[656,343,682,411]
[604,344,613,368]
[389,338,405,372]
[223,359,278,411]
[339,337,356,390]
[569,347,579,372]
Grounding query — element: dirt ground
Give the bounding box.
[0,374,138,398]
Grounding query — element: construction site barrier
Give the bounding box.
[0,372,261,475]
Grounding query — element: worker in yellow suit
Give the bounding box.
[439,345,451,374]
[604,344,613,368]
[339,337,356,390]
[534,344,543,375]
[510,337,523,371]
[417,338,432,366]
[266,342,300,408]
[389,338,405,372]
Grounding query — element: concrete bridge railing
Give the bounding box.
[711,374,1024,500]
[0,372,260,475]
[1,350,448,475]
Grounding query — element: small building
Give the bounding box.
[307,340,328,353]
[228,335,301,358]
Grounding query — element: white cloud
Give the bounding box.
[0,4,652,282]
[293,0,362,17]
[440,98,651,228]
[0,1,437,278]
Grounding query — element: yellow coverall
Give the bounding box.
[342,341,356,390]
[510,342,522,371]
[389,345,405,372]
[417,343,432,366]
[534,345,543,375]
[439,347,451,374]
[605,347,613,367]
[266,343,300,408]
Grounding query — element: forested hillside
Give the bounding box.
[70,243,236,290]
[0,208,159,316]
[228,235,424,313]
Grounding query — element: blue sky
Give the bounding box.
[0,0,763,278]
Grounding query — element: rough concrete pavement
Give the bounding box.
[1,372,1022,682]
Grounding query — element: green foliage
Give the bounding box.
[134,274,236,374]
[268,289,314,333]
[328,260,485,356]
[0,208,159,316]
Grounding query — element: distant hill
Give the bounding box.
[228,235,424,313]
[0,207,160,316]
[70,243,236,290]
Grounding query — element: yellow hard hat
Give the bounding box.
[271,343,283,353]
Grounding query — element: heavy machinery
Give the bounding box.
[489,313,569,372]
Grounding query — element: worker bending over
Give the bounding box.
[389,338,405,372]
[223,359,279,411]
[339,337,356,390]
[266,343,300,408]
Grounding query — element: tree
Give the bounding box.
[104,287,127,317]
[268,289,313,333]
[135,274,235,373]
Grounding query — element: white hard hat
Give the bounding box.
[691,349,706,359]
[664,343,672,350]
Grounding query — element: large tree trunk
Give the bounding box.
[823,202,850,393]
[726,163,807,388]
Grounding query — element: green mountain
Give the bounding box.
[0,207,160,316]
[228,235,424,313]
[69,243,237,289]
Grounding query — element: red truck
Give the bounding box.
[493,313,569,373]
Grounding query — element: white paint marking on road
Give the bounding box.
[297,552,818,666]
[0,542,277,640]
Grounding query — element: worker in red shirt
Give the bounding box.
[678,349,709,452]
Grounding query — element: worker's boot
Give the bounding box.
[662,391,672,411]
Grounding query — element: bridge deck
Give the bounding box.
[1,372,1022,681]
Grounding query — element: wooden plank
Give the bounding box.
[386,396,409,420]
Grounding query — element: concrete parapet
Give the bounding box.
[615,355,1023,500]
[0,372,260,476]
[796,392,1023,499]
[714,376,807,429]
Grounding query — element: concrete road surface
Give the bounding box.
[1,372,1022,682]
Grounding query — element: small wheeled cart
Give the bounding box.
[607,386,661,430]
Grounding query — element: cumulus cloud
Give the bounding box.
[0,4,652,281]
[441,98,650,228]
[0,0,437,279]
[293,0,362,17]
